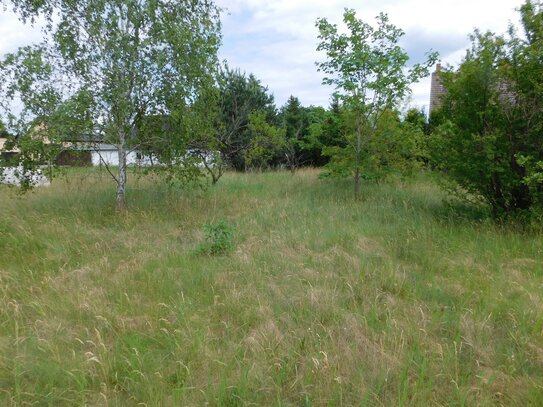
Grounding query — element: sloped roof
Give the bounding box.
[0,137,20,153]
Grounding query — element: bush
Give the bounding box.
[197,220,234,255]
[429,5,543,219]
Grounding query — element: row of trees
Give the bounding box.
[0,0,435,209]
[310,1,542,218]
[183,0,543,219]
[1,0,541,219]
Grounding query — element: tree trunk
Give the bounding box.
[510,157,532,210]
[116,141,127,211]
[48,159,53,183]
[354,121,362,199]
[354,167,361,199]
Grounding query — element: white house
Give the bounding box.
[85,143,155,167]
[2,135,209,168]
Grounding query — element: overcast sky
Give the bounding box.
[1,0,526,112]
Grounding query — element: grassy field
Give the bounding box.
[0,168,542,406]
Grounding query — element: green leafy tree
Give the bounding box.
[187,66,277,181]
[0,45,67,186]
[321,108,424,181]
[429,0,543,217]
[216,67,276,172]
[401,107,430,164]
[184,85,225,185]
[0,118,7,135]
[279,95,309,173]
[304,98,345,166]
[300,106,328,166]
[0,0,221,209]
[316,9,437,197]
[404,107,428,134]
[245,111,285,170]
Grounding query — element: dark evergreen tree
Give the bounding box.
[217,67,277,171]
[278,96,309,172]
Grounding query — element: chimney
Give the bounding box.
[429,62,446,115]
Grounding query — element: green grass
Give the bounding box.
[1,168,542,406]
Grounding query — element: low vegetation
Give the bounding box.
[1,169,542,405]
[0,2,541,405]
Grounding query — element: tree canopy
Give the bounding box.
[1,0,221,208]
[429,0,543,217]
[316,9,437,197]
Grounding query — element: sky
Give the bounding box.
[1,0,527,112]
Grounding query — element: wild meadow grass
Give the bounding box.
[0,168,542,405]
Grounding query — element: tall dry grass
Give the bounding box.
[0,168,542,405]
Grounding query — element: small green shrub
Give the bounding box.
[198,220,234,255]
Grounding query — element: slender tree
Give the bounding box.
[316,9,437,197]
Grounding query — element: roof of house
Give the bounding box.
[0,137,20,153]
[0,137,119,154]
[64,142,118,151]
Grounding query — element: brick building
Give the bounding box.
[429,63,518,116]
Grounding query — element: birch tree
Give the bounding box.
[1,0,221,210]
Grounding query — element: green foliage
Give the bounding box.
[185,85,226,184]
[304,99,345,166]
[404,108,428,135]
[321,109,425,180]
[282,96,308,142]
[315,9,437,197]
[218,66,277,171]
[401,108,430,164]
[429,0,543,218]
[0,45,60,134]
[277,96,309,171]
[246,111,285,170]
[1,0,221,209]
[276,95,346,171]
[188,65,278,177]
[517,155,543,216]
[198,219,234,255]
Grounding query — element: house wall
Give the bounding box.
[429,63,446,115]
[0,137,20,153]
[91,151,154,167]
[92,150,118,166]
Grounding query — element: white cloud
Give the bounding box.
[0,10,45,57]
[217,0,525,109]
[1,0,527,112]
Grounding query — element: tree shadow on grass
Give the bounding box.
[430,198,491,224]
